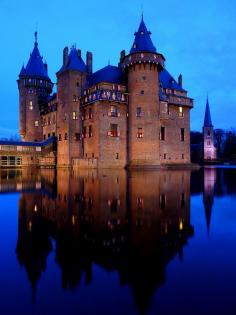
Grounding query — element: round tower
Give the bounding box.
[17,32,53,142]
[122,16,165,167]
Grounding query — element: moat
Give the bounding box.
[0,167,235,315]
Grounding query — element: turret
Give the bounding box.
[121,15,165,166]
[56,46,87,166]
[17,32,53,141]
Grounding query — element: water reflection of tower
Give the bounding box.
[203,167,216,234]
[15,169,194,314]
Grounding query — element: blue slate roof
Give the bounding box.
[130,16,157,54]
[20,34,49,79]
[160,68,185,91]
[0,136,56,147]
[88,65,125,86]
[204,97,213,127]
[58,47,86,73]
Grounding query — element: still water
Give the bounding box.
[0,167,235,315]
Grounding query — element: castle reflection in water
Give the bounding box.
[0,167,229,313]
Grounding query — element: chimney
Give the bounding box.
[178,74,183,88]
[63,47,69,66]
[86,51,93,75]
[118,50,126,68]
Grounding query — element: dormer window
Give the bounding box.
[141,31,144,35]
[133,44,136,48]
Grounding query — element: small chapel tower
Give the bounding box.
[203,97,216,161]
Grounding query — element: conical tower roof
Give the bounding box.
[130,15,157,54]
[204,97,213,127]
[20,32,50,79]
[58,46,86,74]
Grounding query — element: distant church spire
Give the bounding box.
[204,96,213,127]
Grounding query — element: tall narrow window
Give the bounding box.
[72,111,78,120]
[110,105,118,117]
[181,128,185,142]
[89,108,93,119]
[136,107,142,117]
[29,101,33,110]
[34,120,39,127]
[137,127,144,138]
[160,194,166,209]
[64,133,68,140]
[179,106,183,117]
[181,193,185,208]
[83,127,87,138]
[160,127,165,141]
[89,125,92,137]
[109,124,118,137]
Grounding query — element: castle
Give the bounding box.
[17,16,193,168]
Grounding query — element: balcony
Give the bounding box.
[81,89,128,106]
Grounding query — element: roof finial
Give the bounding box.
[141,4,144,21]
[34,31,38,44]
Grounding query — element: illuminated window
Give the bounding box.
[72,111,77,120]
[136,107,142,117]
[110,105,118,117]
[73,95,77,102]
[179,106,184,117]
[34,120,39,127]
[137,127,143,138]
[29,101,33,110]
[181,128,185,141]
[160,126,165,140]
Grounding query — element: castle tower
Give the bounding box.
[17,32,53,141]
[56,46,90,166]
[203,97,216,161]
[121,15,165,167]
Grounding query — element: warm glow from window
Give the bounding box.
[179,219,183,230]
[29,101,33,110]
[72,111,77,120]
[34,120,39,127]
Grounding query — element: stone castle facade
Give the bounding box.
[18,16,193,168]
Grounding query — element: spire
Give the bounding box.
[21,32,50,79]
[130,16,157,54]
[204,96,213,127]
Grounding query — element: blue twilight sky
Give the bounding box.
[0,0,235,137]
